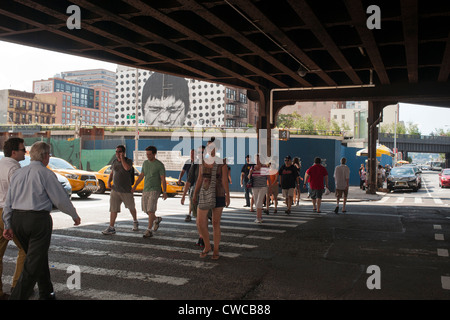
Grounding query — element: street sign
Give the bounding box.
[279,129,290,141]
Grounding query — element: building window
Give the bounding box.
[239,107,247,118]
[225,119,236,127]
[226,88,236,101]
[226,104,236,114]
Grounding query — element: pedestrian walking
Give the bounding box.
[193,140,230,260]
[248,154,269,223]
[0,138,26,300]
[2,141,81,300]
[359,164,365,190]
[278,155,299,214]
[334,157,350,214]
[240,155,254,208]
[179,149,194,221]
[267,163,279,214]
[181,146,206,247]
[132,146,167,238]
[293,157,301,205]
[304,157,329,213]
[102,145,139,235]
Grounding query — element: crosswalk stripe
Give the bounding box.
[52,233,240,258]
[74,227,257,249]
[50,245,217,269]
[3,256,189,286]
[415,197,422,204]
[111,222,274,240]
[395,197,404,203]
[1,275,156,300]
[434,198,444,204]
[152,219,287,234]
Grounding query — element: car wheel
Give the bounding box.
[77,191,92,199]
[96,180,106,194]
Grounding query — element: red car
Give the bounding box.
[439,169,450,188]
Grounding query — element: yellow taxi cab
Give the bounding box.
[47,157,99,199]
[95,165,184,197]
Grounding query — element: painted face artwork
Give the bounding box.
[143,95,186,126]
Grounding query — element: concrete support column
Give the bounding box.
[366,101,385,194]
[254,87,272,157]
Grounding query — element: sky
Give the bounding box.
[1,40,450,135]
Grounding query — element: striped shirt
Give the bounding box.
[251,166,269,188]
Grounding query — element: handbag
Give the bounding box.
[198,164,217,210]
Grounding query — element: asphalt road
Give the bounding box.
[2,171,450,307]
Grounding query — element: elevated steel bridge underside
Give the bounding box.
[1,0,450,192]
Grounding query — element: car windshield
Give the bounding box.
[48,157,75,170]
[391,168,415,175]
[443,169,450,175]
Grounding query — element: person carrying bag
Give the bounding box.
[198,163,217,210]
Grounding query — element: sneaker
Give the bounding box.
[153,217,162,231]
[334,206,339,214]
[143,229,153,238]
[132,221,139,231]
[185,215,192,222]
[102,226,116,235]
[254,219,263,224]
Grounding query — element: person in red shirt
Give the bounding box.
[304,157,329,213]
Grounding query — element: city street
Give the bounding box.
[2,171,450,304]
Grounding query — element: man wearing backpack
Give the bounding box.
[102,145,139,235]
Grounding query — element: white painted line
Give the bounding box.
[52,233,240,258]
[441,276,450,290]
[437,249,449,257]
[51,282,155,300]
[150,220,287,233]
[415,197,422,204]
[395,197,404,203]
[3,256,189,286]
[1,275,155,300]
[74,227,257,249]
[51,245,217,269]
[434,225,442,230]
[434,198,444,204]
[435,233,445,241]
[378,197,389,203]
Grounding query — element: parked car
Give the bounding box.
[402,164,422,188]
[439,169,450,188]
[95,165,184,197]
[47,157,98,199]
[386,167,421,192]
[0,152,72,198]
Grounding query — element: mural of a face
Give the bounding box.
[141,72,189,127]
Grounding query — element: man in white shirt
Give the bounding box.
[0,138,26,300]
[334,157,350,214]
[3,142,81,300]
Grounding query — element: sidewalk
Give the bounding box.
[230,186,386,202]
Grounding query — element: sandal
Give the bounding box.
[200,249,211,258]
[212,253,220,260]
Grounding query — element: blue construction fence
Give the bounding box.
[84,136,392,192]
